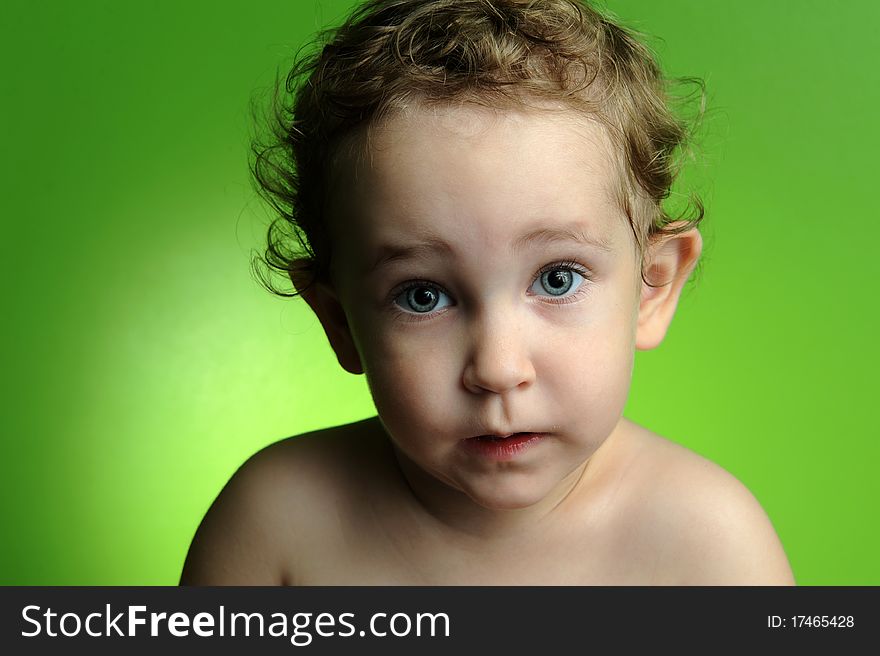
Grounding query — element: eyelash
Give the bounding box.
[533,260,592,305]
[388,279,453,323]
[388,260,593,321]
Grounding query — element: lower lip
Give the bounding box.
[463,433,547,461]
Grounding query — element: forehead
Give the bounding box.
[326,103,632,270]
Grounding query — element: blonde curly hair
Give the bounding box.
[250,0,705,296]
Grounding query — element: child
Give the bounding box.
[181,0,794,585]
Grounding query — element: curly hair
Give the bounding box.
[249,0,705,297]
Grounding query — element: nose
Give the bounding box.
[461,310,536,395]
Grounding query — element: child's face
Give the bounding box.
[322,104,644,511]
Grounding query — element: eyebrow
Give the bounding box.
[512,226,614,254]
[367,236,451,275]
[368,223,613,274]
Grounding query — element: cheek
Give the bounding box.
[539,308,636,418]
[357,326,459,433]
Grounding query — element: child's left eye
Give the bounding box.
[529,266,585,298]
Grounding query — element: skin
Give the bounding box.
[180,104,795,585]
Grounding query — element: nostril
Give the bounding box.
[462,363,534,394]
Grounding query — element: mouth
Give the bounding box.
[463,432,547,460]
[472,432,531,441]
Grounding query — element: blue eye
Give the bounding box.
[394,283,452,314]
[530,267,585,297]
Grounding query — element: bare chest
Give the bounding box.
[283,509,671,586]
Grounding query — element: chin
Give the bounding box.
[474,498,540,511]
[464,482,548,511]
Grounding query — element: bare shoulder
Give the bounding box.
[616,421,795,586]
[180,418,385,585]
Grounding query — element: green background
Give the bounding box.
[2,0,877,585]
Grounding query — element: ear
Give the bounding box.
[635,226,702,350]
[290,263,364,375]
